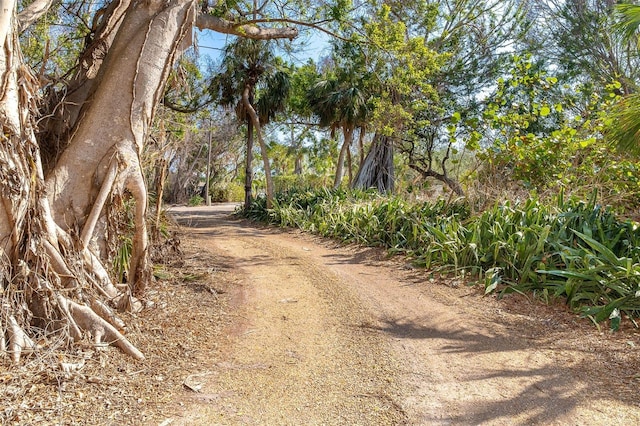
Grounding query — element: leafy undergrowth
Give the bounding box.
[242,188,640,330]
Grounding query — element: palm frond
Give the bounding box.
[614,4,640,42]
[608,92,640,155]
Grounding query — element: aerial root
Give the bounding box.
[2,295,143,363]
[125,165,150,296]
[81,158,119,249]
[6,315,36,364]
[90,298,126,331]
[56,294,83,341]
[57,296,144,360]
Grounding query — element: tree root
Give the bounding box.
[114,291,143,313]
[3,293,144,363]
[83,248,120,298]
[124,162,150,296]
[6,315,36,364]
[57,296,144,360]
[55,223,121,299]
[90,298,126,331]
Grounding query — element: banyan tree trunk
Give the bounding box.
[353,133,394,193]
[1,0,197,363]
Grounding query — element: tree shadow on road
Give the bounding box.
[361,315,640,424]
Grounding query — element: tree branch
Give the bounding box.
[17,0,56,32]
[195,14,298,40]
[162,94,214,113]
[247,18,353,42]
[195,13,356,43]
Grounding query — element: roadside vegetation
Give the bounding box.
[222,2,640,333]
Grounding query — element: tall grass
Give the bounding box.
[242,188,640,329]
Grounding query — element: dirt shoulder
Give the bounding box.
[166,204,640,425]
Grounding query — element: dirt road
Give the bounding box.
[169,204,640,425]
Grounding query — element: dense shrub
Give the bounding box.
[211,182,244,202]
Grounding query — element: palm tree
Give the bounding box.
[212,39,290,209]
[307,76,370,188]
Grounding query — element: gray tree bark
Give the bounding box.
[242,84,275,208]
[353,134,395,193]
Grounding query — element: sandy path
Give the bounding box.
[169,204,640,425]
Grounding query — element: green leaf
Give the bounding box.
[466,131,481,151]
[579,138,596,148]
[539,106,551,117]
[572,230,621,265]
[538,270,596,281]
